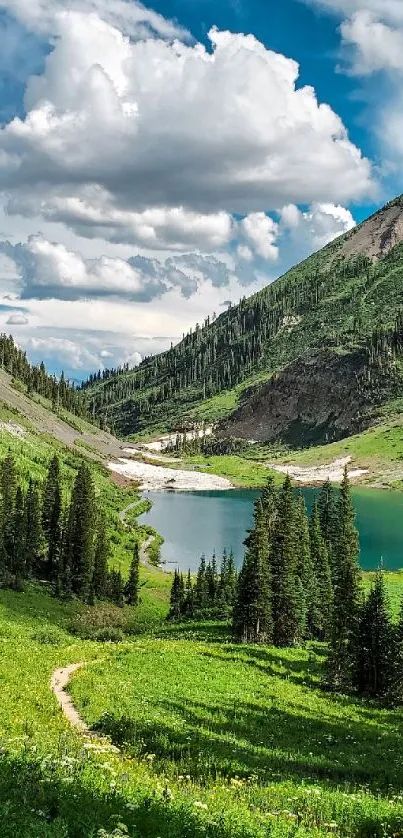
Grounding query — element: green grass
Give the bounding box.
[182,453,274,488]
[2,571,403,837]
[272,412,403,490]
[70,634,403,838]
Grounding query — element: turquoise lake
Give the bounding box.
[140,488,403,572]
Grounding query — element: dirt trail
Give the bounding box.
[51,663,91,733]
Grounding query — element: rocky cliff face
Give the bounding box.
[221,350,398,445]
[340,199,403,262]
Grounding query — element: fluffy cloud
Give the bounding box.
[8,191,234,252]
[241,213,279,261]
[0,0,188,40]
[24,335,102,373]
[304,1,403,24]
[0,11,373,245]
[280,202,356,251]
[340,11,403,74]
[0,235,236,301]
[305,0,403,167]
[6,312,28,324]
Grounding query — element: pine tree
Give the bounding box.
[327,467,361,690]
[125,542,140,606]
[295,495,313,639]
[226,550,238,606]
[65,464,96,601]
[183,570,195,617]
[260,476,278,536]
[318,479,338,579]
[195,554,209,610]
[354,570,394,698]
[206,553,218,604]
[92,515,110,600]
[271,476,302,646]
[217,548,238,613]
[233,499,272,643]
[0,453,17,566]
[108,569,124,607]
[169,569,185,620]
[12,486,25,583]
[42,456,62,581]
[309,502,333,640]
[24,481,44,578]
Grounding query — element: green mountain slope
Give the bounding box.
[83,195,403,444]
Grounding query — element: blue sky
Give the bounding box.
[0,0,401,377]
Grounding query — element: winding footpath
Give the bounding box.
[51,663,91,733]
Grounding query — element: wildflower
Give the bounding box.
[193,801,208,810]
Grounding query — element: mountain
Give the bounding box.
[82,195,403,446]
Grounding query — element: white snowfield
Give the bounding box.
[108,457,234,491]
[270,456,368,484]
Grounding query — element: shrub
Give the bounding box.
[92,627,125,643]
[31,628,66,646]
[69,603,134,639]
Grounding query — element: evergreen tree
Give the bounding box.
[125,542,140,606]
[24,480,44,578]
[309,502,333,640]
[295,495,313,639]
[183,570,195,617]
[217,548,237,613]
[0,454,17,565]
[260,476,278,537]
[65,464,96,601]
[42,456,62,580]
[108,569,124,607]
[92,514,110,600]
[59,507,74,599]
[206,552,218,604]
[271,476,303,646]
[353,570,394,698]
[12,486,25,583]
[195,554,209,610]
[226,550,238,605]
[318,479,338,578]
[327,467,361,690]
[233,499,272,643]
[169,569,185,620]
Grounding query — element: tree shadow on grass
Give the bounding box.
[199,643,324,687]
[0,748,226,838]
[1,744,402,838]
[97,693,403,795]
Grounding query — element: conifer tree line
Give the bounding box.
[0,453,140,608]
[168,468,403,703]
[168,549,238,620]
[233,474,342,649]
[0,333,90,419]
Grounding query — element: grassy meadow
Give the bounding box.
[3,398,403,836]
[2,576,403,838]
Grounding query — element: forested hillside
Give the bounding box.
[0,333,87,417]
[82,196,403,443]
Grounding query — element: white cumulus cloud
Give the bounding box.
[281,202,356,252]
[241,213,279,261]
[0,12,373,241]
